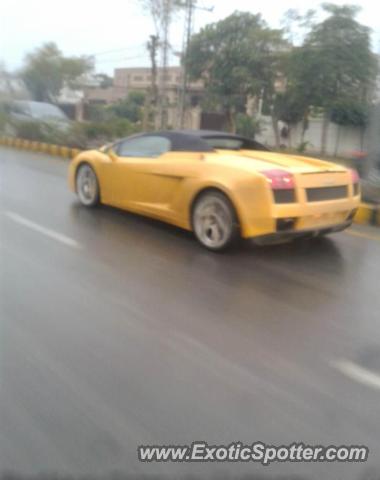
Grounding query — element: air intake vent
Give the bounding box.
[306,186,348,202]
[273,189,295,203]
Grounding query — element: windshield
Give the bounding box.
[28,102,67,120]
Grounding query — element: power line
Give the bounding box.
[95,54,148,65]
[90,45,145,57]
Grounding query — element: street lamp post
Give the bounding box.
[178,0,213,129]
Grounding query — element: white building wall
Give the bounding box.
[256,115,368,157]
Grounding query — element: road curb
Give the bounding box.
[0,135,82,159]
[354,203,380,227]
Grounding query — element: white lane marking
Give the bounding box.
[332,359,380,391]
[345,229,380,242]
[4,211,81,249]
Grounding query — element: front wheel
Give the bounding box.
[76,164,100,207]
[192,191,239,251]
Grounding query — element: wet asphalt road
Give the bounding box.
[1,147,380,480]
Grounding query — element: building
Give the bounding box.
[83,66,204,129]
[0,72,30,102]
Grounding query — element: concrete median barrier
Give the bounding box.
[0,135,82,160]
[354,203,380,226]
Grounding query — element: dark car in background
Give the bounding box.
[361,153,380,203]
[8,100,70,129]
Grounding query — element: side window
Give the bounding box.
[116,136,171,158]
[11,103,30,115]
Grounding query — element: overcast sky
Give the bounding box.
[1,0,379,75]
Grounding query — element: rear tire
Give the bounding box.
[76,164,100,207]
[192,191,239,251]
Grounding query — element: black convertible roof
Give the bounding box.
[140,130,269,152]
[178,129,248,138]
[115,130,269,153]
[153,131,214,152]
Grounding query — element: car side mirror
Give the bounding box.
[107,148,118,162]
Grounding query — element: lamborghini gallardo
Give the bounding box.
[68,130,360,250]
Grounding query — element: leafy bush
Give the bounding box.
[236,114,262,139]
[0,110,8,133]
[13,120,49,141]
[109,118,138,137]
[296,141,311,153]
[7,114,140,150]
[76,118,138,143]
[84,103,110,123]
[79,121,112,140]
[63,123,89,149]
[108,92,145,123]
[330,99,368,127]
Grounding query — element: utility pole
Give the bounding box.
[158,0,172,129]
[178,0,194,128]
[178,1,213,129]
[144,34,159,130]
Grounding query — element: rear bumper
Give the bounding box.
[241,196,360,238]
[251,219,352,245]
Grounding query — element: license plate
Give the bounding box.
[298,212,346,229]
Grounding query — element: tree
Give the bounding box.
[271,46,323,148]
[185,12,287,133]
[140,0,184,128]
[299,4,376,154]
[272,90,307,148]
[109,91,146,123]
[330,98,369,155]
[94,73,113,88]
[21,42,93,103]
[281,8,316,45]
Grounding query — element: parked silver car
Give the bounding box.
[7,100,71,131]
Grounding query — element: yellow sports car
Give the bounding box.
[68,130,360,250]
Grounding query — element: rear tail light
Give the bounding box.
[350,169,360,196]
[262,169,295,189]
[350,169,359,183]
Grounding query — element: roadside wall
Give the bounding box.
[256,116,368,157]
